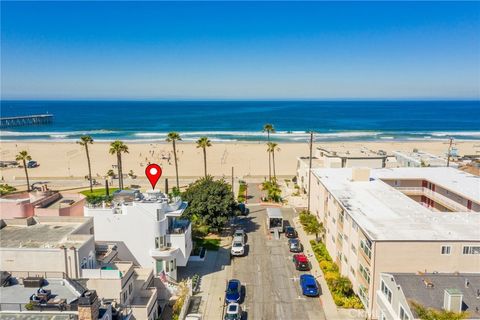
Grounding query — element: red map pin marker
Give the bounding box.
[145,164,162,190]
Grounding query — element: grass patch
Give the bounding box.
[310,240,364,309]
[80,188,119,197]
[237,182,247,202]
[194,238,220,251]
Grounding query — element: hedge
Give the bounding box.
[310,240,364,309]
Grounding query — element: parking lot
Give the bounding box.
[229,205,326,320]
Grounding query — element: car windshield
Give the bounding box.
[225,314,239,320]
[233,242,242,247]
[286,227,294,232]
[227,282,239,293]
[306,284,317,290]
[228,305,238,312]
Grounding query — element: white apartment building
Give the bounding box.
[377,273,480,320]
[393,150,458,168]
[84,190,192,280]
[0,216,96,278]
[296,146,394,192]
[310,167,480,319]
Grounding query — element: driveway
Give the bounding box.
[230,205,326,320]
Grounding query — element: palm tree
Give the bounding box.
[77,135,94,192]
[196,136,212,178]
[304,219,325,242]
[166,132,181,188]
[263,124,275,180]
[16,151,32,192]
[267,142,279,181]
[109,140,129,189]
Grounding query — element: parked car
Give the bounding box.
[27,160,39,168]
[238,203,250,216]
[185,314,202,320]
[288,238,303,253]
[225,279,241,303]
[233,229,246,243]
[300,274,319,297]
[284,226,298,238]
[231,241,245,256]
[293,254,310,271]
[224,303,243,320]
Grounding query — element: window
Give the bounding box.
[381,280,392,303]
[359,264,370,284]
[350,266,355,274]
[463,246,480,255]
[352,221,359,232]
[441,246,451,255]
[129,282,133,294]
[81,257,87,269]
[155,237,160,249]
[351,244,357,255]
[343,255,348,264]
[331,235,335,243]
[166,261,170,273]
[123,291,128,303]
[399,306,410,320]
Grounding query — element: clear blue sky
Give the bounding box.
[1,1,479,100]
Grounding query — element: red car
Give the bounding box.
[293,253,310,271]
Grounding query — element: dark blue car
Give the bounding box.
[225,279,241,303]
[300,274,319,297]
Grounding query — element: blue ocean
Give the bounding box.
[1,100,479,142]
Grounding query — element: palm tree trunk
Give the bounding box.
[173,140,179,188]
[203,147,207,178]
[23,159,30,192]
[267,132,271,181]
[117,153,122,189]
[86,145,93,192]
[272,149,276,180]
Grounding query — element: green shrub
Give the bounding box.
[0,184,16,196]
[309,240,363,310]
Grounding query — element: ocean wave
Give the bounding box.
[0,130,117,137]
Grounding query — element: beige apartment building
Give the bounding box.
[0,216,95,278]
[310,167,480,319]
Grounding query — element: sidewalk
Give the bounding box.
[293,215,344,320]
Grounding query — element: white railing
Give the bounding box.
[81,268,122,279]
[394,187,470,212]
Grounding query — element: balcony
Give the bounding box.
[150,246,179,258]
[168,219,190,234]
[395,187,471,212]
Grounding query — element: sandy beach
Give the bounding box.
[1,140,478,182]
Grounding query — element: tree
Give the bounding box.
[332,276,353,296]
[166,132,182,188]
[16,151,32,191]
[303,217,325,242]
[410,301,469,320]
[109,140,129,189]
[196,136,212,178]
[77,135,94,192]
[182,176,237,229]
[263,124,275,180]
[267,142,280,181]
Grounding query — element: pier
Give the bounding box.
[0,114,53,128]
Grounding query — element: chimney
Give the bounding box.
[351,168,371,182]
[443,289,463,312]
[78,290,100,320]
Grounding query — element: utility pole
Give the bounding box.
[307,131,313,213]
[447,137,453,167]
[231,166,234,197]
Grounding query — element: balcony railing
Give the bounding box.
[394,187,471,212]
[359,239,372,263]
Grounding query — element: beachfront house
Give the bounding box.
[84,190,192,281]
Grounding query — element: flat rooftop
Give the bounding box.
[374,167,480,202]
[313,168,480,241]
[0,217,92,249]
[393,150,449,166]
[0,278,81,305]
[317,145,389,158]
[388,273,480,318]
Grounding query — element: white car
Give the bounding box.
[224,302,243,320]
[231,241,245,256]
[185,314,202,320]
[233,229,246,243]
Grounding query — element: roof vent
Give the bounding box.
[465,279,470,288]
[443,288,463,312]
[423,278,434,288]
